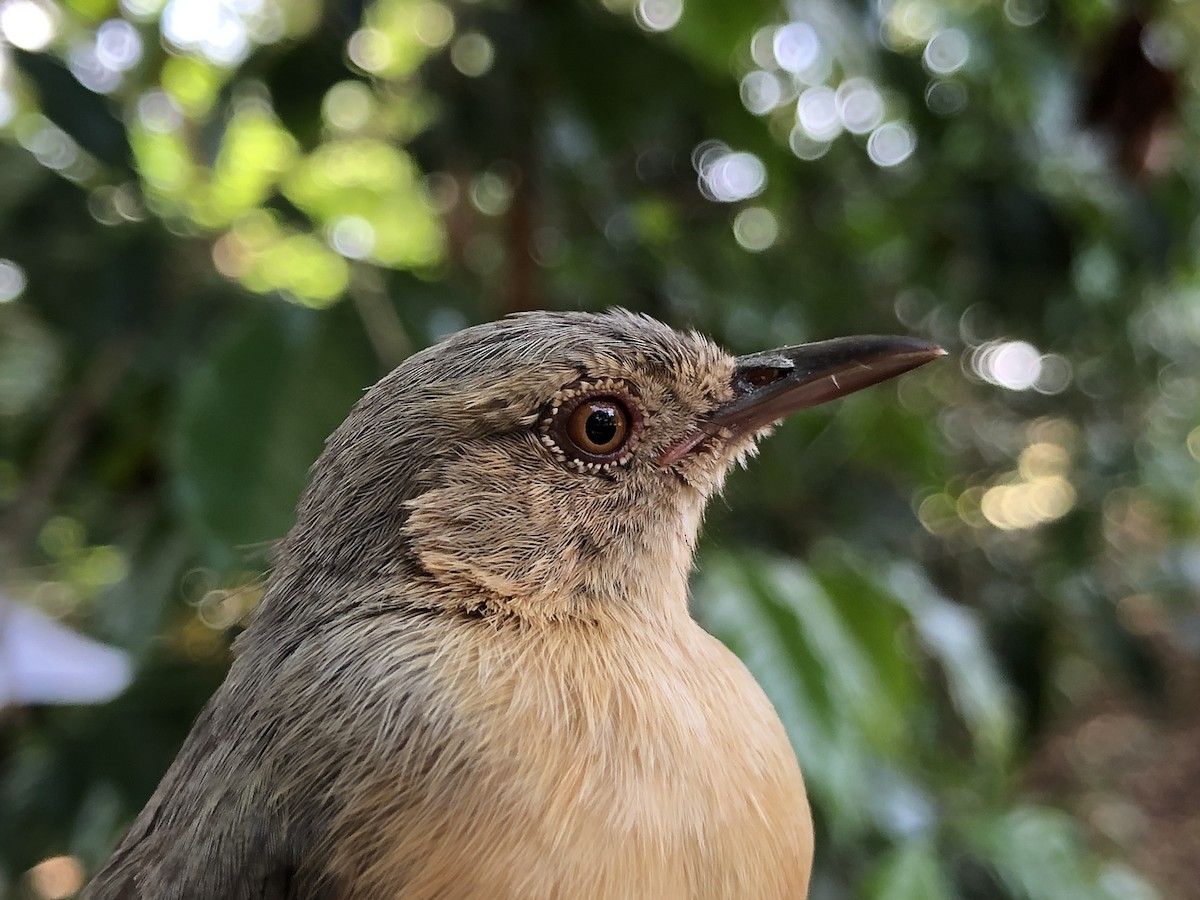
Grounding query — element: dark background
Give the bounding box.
[1,0,1198,897]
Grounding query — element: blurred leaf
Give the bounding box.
[171,301,379,559]
[670,0,778,73]
[868,839,953,900]
[695,552,869,832]
[810,553,921,745]
[971,806,1160,900]
[887,564,1018,768]
[0,306,62,420]
[697,551,935,836]
[746,557,908,752]
[11,51,132,171]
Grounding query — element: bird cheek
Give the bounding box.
[402,446,611,613]
[657,431,750,499]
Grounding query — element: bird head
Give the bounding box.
[273,311,941,626]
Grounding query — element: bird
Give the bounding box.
[82,310,943,900]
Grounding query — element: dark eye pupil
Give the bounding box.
[555,393,634,464]
[585,408,618,446]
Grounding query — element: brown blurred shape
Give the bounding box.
[1081,12,1181,178]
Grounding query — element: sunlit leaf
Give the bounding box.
[161,56,227,120]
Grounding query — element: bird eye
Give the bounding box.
[539,381,644,473]
[567,400,629,456]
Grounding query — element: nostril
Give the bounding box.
[735,366,788,393]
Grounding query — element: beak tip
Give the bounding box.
[896,339,948,366]
[899,338,948,359]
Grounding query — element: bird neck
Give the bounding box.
[403,534,697,629]
[392,472,711,628]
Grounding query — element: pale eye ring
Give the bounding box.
[539,381,644,472]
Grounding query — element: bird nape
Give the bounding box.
[83,310,943,900]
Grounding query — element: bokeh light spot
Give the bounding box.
[695,145,766,203]
[836,77,884,135]
[95,18,143,71]
[1033,353,1071,395]
[691,139,726,174]
[0,0,57,51]
[978,340,1041,390]
[917,492,958,536]
[1141,22,1183,70]
[27,855,84,900]
[1019,442,1070,480]
[635,0,682,33]
[773,22,819,74]
[347,27,391,73]
[749,26,775,69]
[0,258,26,302]
[20,117,80,172]
[161,0,250,67]
[328,216,375,260]
[68,43,123,94]
[469,170,513,216]
[887,0,940,47]
[119,0,161,21]
[732,206,778,252]
[1003,0,1044,27]
[414,1,454,48]
[788,125,829,161]
[981,474,1076,531]
[450,31,493,77]
[923,28,969,75]
[867,121,916,167]
[925,79,967,116]
[88,187,120,227]
[797,86,842,141]
[740,70,782,116]
[322,81,373,131]
[137,89,183,132]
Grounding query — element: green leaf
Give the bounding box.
[810,553,921,752]
[12,50,132,171]
[170,302,380,561]
[887,564,1017,768]
[697,552,923,836]
[971,806,1160,900]
[868,839,953,900]
[695,553,869,832]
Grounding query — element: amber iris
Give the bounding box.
[565,399,630,457]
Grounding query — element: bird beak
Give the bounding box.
[658,335,946,466]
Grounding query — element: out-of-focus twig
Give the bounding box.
[0,339,136,561]
[350,264,411,371]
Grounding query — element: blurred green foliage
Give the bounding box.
[2,0,1199,897]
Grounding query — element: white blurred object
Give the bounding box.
[0,596,132,706]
